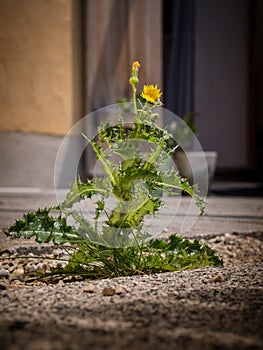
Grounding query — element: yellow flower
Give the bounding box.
[141,84,162,103]
[132,61,140,71]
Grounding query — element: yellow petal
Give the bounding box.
[132,61,140,71]
[141,84,162,103]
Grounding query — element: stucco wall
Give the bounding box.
[0,0,80,135]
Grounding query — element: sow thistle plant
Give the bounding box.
[5,61,223,280]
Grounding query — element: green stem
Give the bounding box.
[132,85,137,115]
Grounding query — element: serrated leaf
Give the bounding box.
[154,170,205,214]
[7,208,80,245]
[89,139,118,186]
[61,177,110,209]
[107,197,161,228]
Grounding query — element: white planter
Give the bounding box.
[175,151,218,188]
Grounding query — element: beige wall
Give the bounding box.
[0,0,163,187]
[0,0,81,135]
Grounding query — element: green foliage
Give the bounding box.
[7,208,80,245]
[50,234,223,279]
[4,63,223,279]
[5,109,222,278]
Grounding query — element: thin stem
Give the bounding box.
[132,85,137,115]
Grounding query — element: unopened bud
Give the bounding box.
[132,61,140,71]
[129,76,139,86]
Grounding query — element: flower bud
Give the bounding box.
[129,76,139,86]
[132,61,140,71]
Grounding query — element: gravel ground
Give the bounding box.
[0,231,262,350]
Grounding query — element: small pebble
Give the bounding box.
[84,284,96,293]
[115,284,127,294]
[102,287,115,296]
[13,267,24,276]
[0,269,10,278]
[52,249,60,258]
[34,281,46,287]
[213,274,224,283]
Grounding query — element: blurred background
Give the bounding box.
[0,0,262,191]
